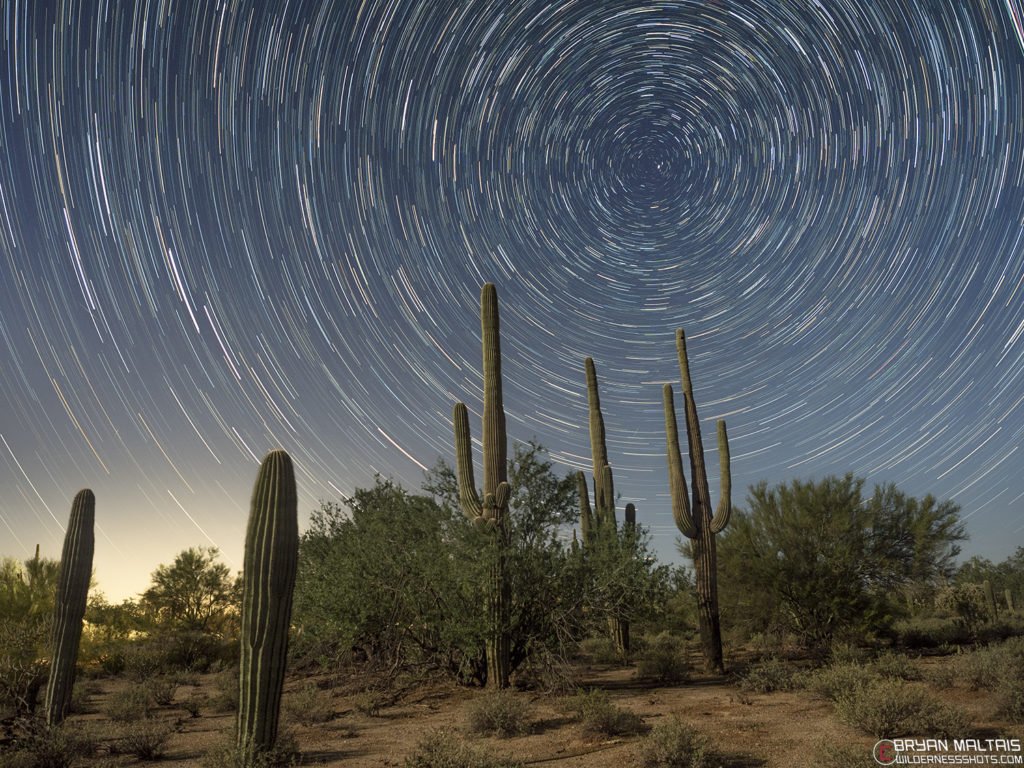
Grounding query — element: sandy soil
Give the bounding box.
[49,650,1022,768]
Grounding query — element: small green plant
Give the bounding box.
[282,682,334,726]
[577,635,621,665]
[999,678,1024,723]
[634,716,712,768]
[829,641,869,666]
[801,662,877,701]
[210,667,240,711]
[351,687,387,717]
[120,719,177,760]
[737,656,796,693]
[635,633,689,684]
[404,728,524,768]
[465,688,532,737]
[2,718,97,768]
[201,730,300,768]
[562,688,643,737]
[835,678,970,738]
[182,691,205,718]
[145,676,177,706]
[104,685,152,723]
[871,651,922,681]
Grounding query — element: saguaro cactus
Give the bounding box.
[45,489,95,726]
[452,282,512,689]
[238,449,298,755]
[581,356,633,653]
[664,329,731,673]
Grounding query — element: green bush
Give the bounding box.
[871,651,922,681]
[737,657,796,693]
[835,678,970,738]
[201,731,300,768]
[145,676,177,706]
[404,729,524,768]
[634,716,712,768]
[282,682,334,726]
[104,685,153,722]
[209,667,240,711]
[801,662,877,701]
[561,688,643,738]
[120,719,177,760]
[465,688,532,737]
[1,719,97,768]
[635,633,689,684]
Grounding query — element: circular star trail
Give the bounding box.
[1,0,1022,597]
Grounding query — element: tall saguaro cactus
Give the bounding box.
[664,329,731,673]
[45,489,95,726]
[452,282,512,689]
[581,356,633,653]
[238,450,298,755]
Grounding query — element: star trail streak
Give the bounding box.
[1,0,1022,598]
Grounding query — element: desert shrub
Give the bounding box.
[200,731,300,768]
[282,682,334,726]
[351,687,388,717]
[145,675,177,706]
[562,688,643,738]
[801,662,877,701]
[871,651,921,681]
[404,728,524,768]
[576,635,621,665]
[182,691,205,717]
[934,584,988,638]
[835,678,970,738]
[829,641,869,666]
[634,716,712,768]
[895,616,970,650]
[737,657,796,693]
[465,688,532,737]
[210,667,240,711]
[123,641,172,681]
[999,679,1024,723]
[814,739,876,767]
[927,664,957,690]
[120,719,177,760]
[952,647,1006,691]
[2,719,97,768]
[635,632,689,684]
[104,685,153,722]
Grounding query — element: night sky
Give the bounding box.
[2,0,1023,601]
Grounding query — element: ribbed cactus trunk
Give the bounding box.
[664,329,730,674]
[1006,588,1015,614]
[238,450,298,754]
[453,283,511,689]
[45,490,95,726]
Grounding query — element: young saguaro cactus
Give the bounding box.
[237,449,299,755]
[452,282,512,689]
[45,489,95,726]
[664,329,731,673]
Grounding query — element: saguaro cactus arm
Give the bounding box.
[45,489,95,726]
[710,421,731,533]
[664,384,696,538]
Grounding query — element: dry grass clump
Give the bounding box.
[465,688,532,737]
